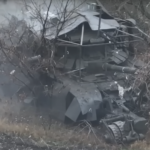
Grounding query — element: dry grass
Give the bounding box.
[0,117,112,149]
[130,141,150,150]
[2,117,150,150]
[0,101,111,148]
[0,101,118,149]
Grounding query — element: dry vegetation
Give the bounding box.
[0,113,112,149]
[0,100,113,149]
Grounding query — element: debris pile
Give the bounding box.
[0,1,149,145]
[38,2,147,143]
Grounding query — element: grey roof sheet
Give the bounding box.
[45,11,119,40]
[69,82,102,115]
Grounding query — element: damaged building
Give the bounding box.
[1,1,149,144]
[37,2,148,143]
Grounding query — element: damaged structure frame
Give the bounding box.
[16,1,148,144]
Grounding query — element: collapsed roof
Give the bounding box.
[44,10,119,40]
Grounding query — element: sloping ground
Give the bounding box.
[0,104,115,150]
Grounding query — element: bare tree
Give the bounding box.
[0,0,87,103]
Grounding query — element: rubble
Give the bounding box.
[0,0,149,145]
[42,2,148,144]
